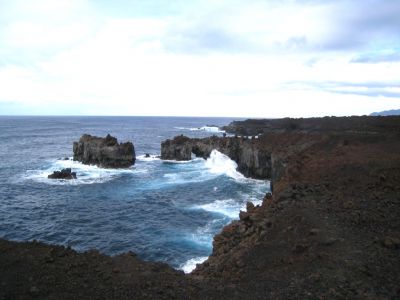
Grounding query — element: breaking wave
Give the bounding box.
[180,256,209,273]
[174,126,225,133]
[24,158,140,185]
[204,150,244,180]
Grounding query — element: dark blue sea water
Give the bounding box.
[0,116,269,272]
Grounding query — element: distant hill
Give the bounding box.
[370,109,400,116]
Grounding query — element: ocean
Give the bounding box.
[0,116,269,272]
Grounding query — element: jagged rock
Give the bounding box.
[246,202,255,213]
[161,135,271,179]
[160,135,192,161]
[48,168,77,180]
[73,134,135,168]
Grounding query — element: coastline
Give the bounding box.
[1,115,400,299]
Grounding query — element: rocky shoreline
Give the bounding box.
[1,116,400,299]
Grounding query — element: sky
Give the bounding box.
[0,0,399,117]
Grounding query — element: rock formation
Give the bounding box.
[161,135,271,179]
[73,134,135,168]
[48,168,77,180]
[160,135,192,161]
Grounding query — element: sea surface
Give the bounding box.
[0,116,269,272]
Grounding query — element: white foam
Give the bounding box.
[174,126,225,133]
[205,150,244,180]
[197,126,225,133]
[25,158,141,185]
[161,151,267,186]
[195,199,245,219]
[163,170,211,185]
[180,256,208,273]
[188,219,219,247]
[162,157,203,164]
[136,154,160,161]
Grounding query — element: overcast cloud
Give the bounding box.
[0,0,399,117]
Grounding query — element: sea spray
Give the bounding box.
[180,256,209,273]
[25,158,140,185]
[204,150,245,180]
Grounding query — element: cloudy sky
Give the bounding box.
[0,0,399,117]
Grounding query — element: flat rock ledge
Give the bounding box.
[73,134,135,168]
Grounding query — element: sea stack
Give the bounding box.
[73,134,135,168]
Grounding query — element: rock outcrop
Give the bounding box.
[160,135,192,161]
[73,134,135,168]
[161,135,271,179]
[48,168,77,180]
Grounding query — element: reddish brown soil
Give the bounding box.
[194,130,400,299]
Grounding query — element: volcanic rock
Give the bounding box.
[161,135,271,179]
[73,134,135,168]
[48,168,77,180]
[160,135,192,161]
[222,115,400,136]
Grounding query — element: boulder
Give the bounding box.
[73,134,135,168]
[48,168,77,180]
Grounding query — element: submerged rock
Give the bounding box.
[48,168,77,180]
[73,134,135,168]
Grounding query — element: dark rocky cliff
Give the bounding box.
[161,135,271,179]
[192,129,400,299]
[73,134,135,168]
[222,115,400,136]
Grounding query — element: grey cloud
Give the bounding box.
[162,0,400,55]
[284,80,400,98]
[283,36,308,50]
[317,0,400,51]
[332,88,400,98]
[163,27,246,54]
[351,53,400,63]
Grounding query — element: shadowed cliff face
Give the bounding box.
[73,134,136,168]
